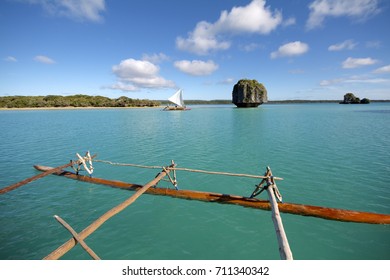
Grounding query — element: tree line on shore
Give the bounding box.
[0,95,161,108]
[1,94,386,109]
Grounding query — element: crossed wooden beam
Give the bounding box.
[44,163,176,260]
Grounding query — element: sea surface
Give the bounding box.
[0,103,389,260]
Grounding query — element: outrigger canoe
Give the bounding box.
[34,165,390,225]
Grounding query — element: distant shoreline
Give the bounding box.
[1,96,389,111]
[166,99,390,105]
[1,100,389,111]
[0,106,164,111]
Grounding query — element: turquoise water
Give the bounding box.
[0,103,389,260]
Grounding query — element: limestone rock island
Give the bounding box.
[232,79,268,107]
[340,93,370,104]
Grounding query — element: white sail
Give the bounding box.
[168,89,185,107]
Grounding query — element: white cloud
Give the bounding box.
[213,0,282,34]
[176,0,282,55]
[141,53,169,64]
[344,78,388,84]
[328,39,357,51]
[113,59,159,80]
[319,78,344,86]
[342,57,378,68]
[25,0,105,22]
[34,55,56,64]
[5,56,17,62]
[283,17,296,27]
[176,21,231,55]
[108,82,138,92]
[320,75,389,86]
[306,0,380,30]
[218,78,235,85]
[373,65,390,74]
[174,60,219,76]
[270,41,309,59]
[111,58,175,91]
[239,43,264,52]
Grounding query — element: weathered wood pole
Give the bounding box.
[34,165,390,224]
[0,162,75,195]
[44,164,174,260]
[54,215,101,260]
[266,167,293,260]
[0,154,96,195]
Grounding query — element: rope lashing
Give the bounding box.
[250,175,273,198]
[162,166,178,190]
[0,152,97,195]
[74,151,94,176]
[250,168,282,202]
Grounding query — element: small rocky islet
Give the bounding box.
[231,79,268,108]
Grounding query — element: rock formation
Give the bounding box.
[232,79,267,107]
[340,93,370,104]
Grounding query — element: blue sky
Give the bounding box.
[1,0,389,100]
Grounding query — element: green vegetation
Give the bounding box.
[237,79,266,89]
[0,95,160,108]
[235,79,267,99]
[1,94,385,109]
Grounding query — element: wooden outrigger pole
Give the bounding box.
[0,162,77,195]
[54,215,101,260]
[44,163,175,260]
[34,165,390,225]
[0,153,96,195]
[263,167,293,260]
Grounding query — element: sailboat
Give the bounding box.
[163,89,190,111]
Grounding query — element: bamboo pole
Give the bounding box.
[43,164,174,260]
[54,215,100,260]
[0,154,97,195]
[265,167,293,260]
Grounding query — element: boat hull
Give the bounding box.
[163,106,190,111]
[33,165,390,224]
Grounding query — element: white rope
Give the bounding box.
[94,159,163,170]
[94,159,283,181]
[172,167,282,180]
